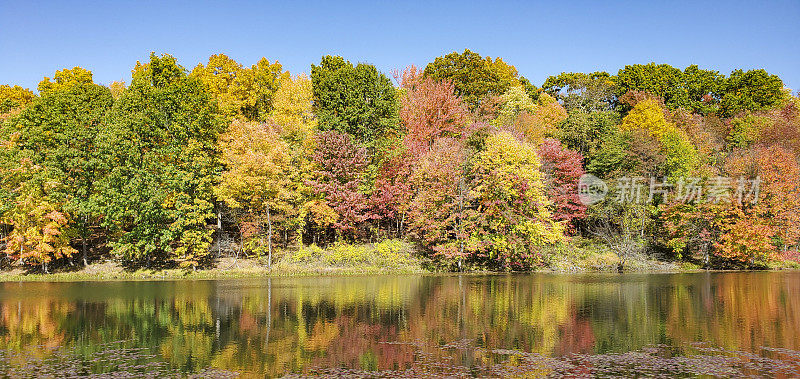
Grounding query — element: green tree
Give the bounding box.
[719,69,785,117]
[682,65,724,113]
[556,110,619,159]
[423,49,523,109]
[541,71,615,112]
[615,63,689,110]
[8,76,113,265]
[585,129,637,178]
[96,53,225,268]
[311,55,399,144]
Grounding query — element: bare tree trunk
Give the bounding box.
[217,209,222,258]
[267,203,273,269]
[457,177,465,271]
[265,277,271,350]
[82,214,88,266]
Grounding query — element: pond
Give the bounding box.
[0,272,799,377]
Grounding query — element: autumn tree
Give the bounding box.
[397,66,471,150]
[368,144,414,238]
[756,102,800,156]
[0,158,75,272]
[465,132,565,269]
[96,53,225,268]
[108,81,126,100]
[0,85,35,116]
[660,202,733,265]
[670,110,727,171]
[619,99,698,178]
[216,120,292,267]
[493,87,567,145]
[538,138,587,231]
[271,74,316,141]
[366,66,472,239]
[735,146,800,252]
[493,85,537,128]
[406,137,470,265]
[715,216,776,266]
[191,54,288,121]
[269,74,318,242]
[665,145,800,267]
[307,131,370,240]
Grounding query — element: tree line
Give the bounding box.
[1,50,798,272]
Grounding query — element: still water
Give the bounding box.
[0,272,799,377]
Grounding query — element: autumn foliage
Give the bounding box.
[1,51,798,271]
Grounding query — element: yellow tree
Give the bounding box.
[493,87,566,145]
[271,74,316,141]
[108,80,126,100]
[191,54,288,121]
[619,98,698,178]
[216,120,292,266]
[1,159,75,272]
[247,57,290,121]
[270,74,318,243]
[0,85,35,118]
[37,67,93,95]
[466,132,565,269]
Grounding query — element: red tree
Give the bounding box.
[368,145,414,236]
[537,138,587,231]
[406,137,470,260]
[308,131,369,238]
[396,66,471,155]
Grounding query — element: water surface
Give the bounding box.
[1,272,799,377]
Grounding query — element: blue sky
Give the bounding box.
[1,0,799,92]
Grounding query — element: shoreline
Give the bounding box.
[2,238,796,283]
[3,257,779,283]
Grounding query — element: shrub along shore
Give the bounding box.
[2,50,800,278]
[3,238,796,282]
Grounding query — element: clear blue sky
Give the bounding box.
[2,0,799,93]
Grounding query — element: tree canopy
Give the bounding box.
[311,56,399,144]
[0,51,796,272]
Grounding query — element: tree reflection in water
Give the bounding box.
[0,272,799,376]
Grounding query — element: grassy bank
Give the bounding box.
[0,239,429,282]
[541,237,683,273]
[5,238,796,282]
